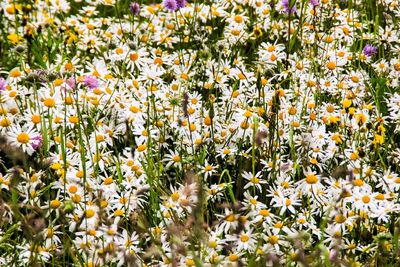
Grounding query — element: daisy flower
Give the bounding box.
[226,229,257,252]
[243,191,264,208]
[242,171,267,191]
[201,160,217,179]
[7,126,42,155]
[217,208,240,234]
[271,189,302,215]
[296,168,324,196]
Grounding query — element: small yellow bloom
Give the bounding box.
[8,33,22,44]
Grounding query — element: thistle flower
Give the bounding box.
[129,2,140,15]
[176,0,187,8]
[362,44,377,57]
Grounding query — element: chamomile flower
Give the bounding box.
[226,229,257,252]
[218,209,240,234]
[163,150,183,168]
[297,168,324,196]
[7,126,42,155]
[201,160,217,179]
[272,189,302,215]
[242,171,264,191]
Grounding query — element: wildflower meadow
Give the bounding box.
[1,0,400,266]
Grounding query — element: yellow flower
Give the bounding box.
[373,134,384,145]
[7,33,22,44]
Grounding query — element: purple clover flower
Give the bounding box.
[309,0,319,6]
[31,134,43,150]
[282,0,296,14]
[0,77,6,93]
[362,44,377,57]
[129,2,140,15]
[163,0,178,12]
[83,75,99,89]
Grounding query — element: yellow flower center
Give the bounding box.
[208,240,217,248]
[47,228,54,237]
[172,155,181,162]
[185,258,195,266]
[240,234,250,242]
[250,177,260,184]
[226,214,235,222]
[362,195,370,204]
[250,198,257,205]
[43,98,56,108]
[326,61,336,70]
[171,192,180,201]
[268,235,279,245]
[229,254,238,262]
[69,185,78,194]
[31,114,41,124]
[306,174,318,184]
[259,209,270,217]
[137,144,147,152]
[114,209,123,216]
[335,214,346,224]
[130,53,139,61]
[204,165,213,172]
[50,200,61,209]
[86,209,95,218]
[17,132,30,144]
[234,15,243,23]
